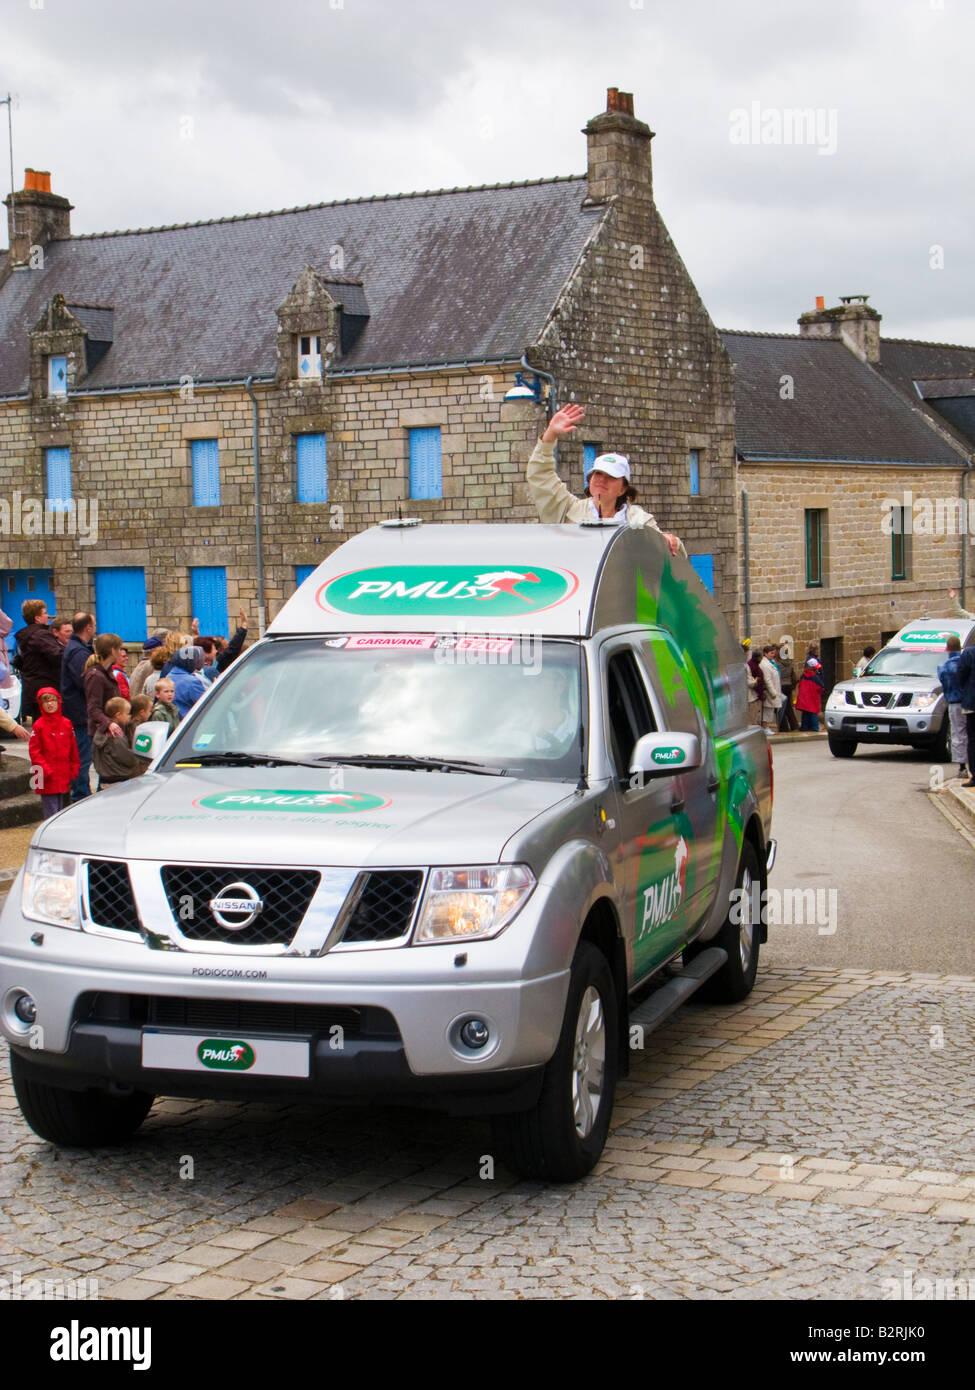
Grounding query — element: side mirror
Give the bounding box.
[629,731,702,778]
[132,721,170,762]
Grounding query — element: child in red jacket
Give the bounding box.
[28,687,80,818]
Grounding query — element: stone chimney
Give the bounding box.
[583,87,655,207]
[798,294,881,364]
[4,169,73,268]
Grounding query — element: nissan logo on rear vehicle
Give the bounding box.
[208,882,264,930]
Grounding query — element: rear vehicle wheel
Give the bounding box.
[491,941,618,1182]
[827,734,857,758]
[10,1050,154,1147]
[690,841,762,1004]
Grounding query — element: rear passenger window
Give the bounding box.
[606,650,656,780]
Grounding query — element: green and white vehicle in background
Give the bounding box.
[824,617,975,760]
[1,521,774,1181]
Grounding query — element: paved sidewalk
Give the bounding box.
[2,966,973,1300]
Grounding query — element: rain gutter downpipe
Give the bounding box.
[522,354,557,417]
[963,461,972,611]
[741,486,751,638]
[244,376,266,637]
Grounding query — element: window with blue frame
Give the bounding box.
[296,433,328,503]
[48,356,67,396]
[45,447,72,512]
[295,565,316,589]
[409,427,442,500]
[93,568,147,642]
[689,449,701,496]
[583,443,598,483]
[191,438,220,507]
[190,567,229,638]
[689,554,715,594]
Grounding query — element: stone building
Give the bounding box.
[0,90,737,643]
[722,296,974,689]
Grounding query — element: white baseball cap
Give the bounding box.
[590,452,631,481]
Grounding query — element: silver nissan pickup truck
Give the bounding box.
[0,522,774,1181]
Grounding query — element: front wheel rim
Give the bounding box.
[739,865,755,970]
[572,985,606,1138]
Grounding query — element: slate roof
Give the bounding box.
[720,330,966,466]
[0,177,604,396]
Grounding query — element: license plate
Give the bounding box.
[856,723,881,733]
[141,1031,310,1078]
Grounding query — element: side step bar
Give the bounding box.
[628,947,727,1032]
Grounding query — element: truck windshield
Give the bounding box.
[862,649,946,679]
[160,636,586,781]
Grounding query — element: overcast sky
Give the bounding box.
[3,0,972,344]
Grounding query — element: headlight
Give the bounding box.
[413,865,535,945]
[22,850,80,929]
[826,692,845,709]
[912,692,939,709]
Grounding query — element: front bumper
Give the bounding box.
[0,880,570,1092]
[824,708,943,744]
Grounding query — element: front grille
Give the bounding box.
[895,692,913,707]
[86,859,141,934]
[844,691,857,705]
[160,866,320,947]
[860,691,893,709]
[340,870,424,944]
[74,992,400,1040]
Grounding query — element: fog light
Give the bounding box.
[460,1018,490,1049]
[14,993,37,1025]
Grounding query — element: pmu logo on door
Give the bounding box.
[317,565,579,617]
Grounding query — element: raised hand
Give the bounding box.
[541,403,585,444]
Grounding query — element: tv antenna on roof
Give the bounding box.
[1,95,15,241]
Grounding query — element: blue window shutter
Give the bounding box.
[45,447,72,511]
[689,554,714,594]
[583,444,597,482]
[190,567,229,638]
[295,565,317,588]
[48,356,67,395]
[192,439,220,507]
[689,449,700,495]
[94,568,147,642]
[409,427,442,500]
[296,433,328,503]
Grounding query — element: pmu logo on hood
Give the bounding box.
[197,1040,255,1070]
[317,565,579,617]
[194,790,392,813]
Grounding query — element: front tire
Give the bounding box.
[827,734,857,758]
[491,941,618,1182]
[691,841,763,1003]
[10,1050,154,1147]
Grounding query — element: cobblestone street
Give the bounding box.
[3,966,973,1300]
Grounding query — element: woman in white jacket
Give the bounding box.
[527,402,682,555]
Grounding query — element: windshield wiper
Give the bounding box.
[174,751,313,768]
[312,753,507,776]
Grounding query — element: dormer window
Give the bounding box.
[48,355,67,397]
[298,335,322,379]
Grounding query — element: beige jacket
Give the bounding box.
[527,439,685,552]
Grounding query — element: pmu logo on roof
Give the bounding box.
[317,565,579,617]
[899,630,952,646]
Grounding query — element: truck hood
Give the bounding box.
[831,675,941,695]
[34,766,576,868]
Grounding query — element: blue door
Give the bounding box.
[1,570,58,629]
[94,568,147,643]
[190,567,229,638]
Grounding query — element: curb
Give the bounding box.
[767,732,828,745]
[941,781,975,838]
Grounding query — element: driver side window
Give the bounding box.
[606,649,656,781]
